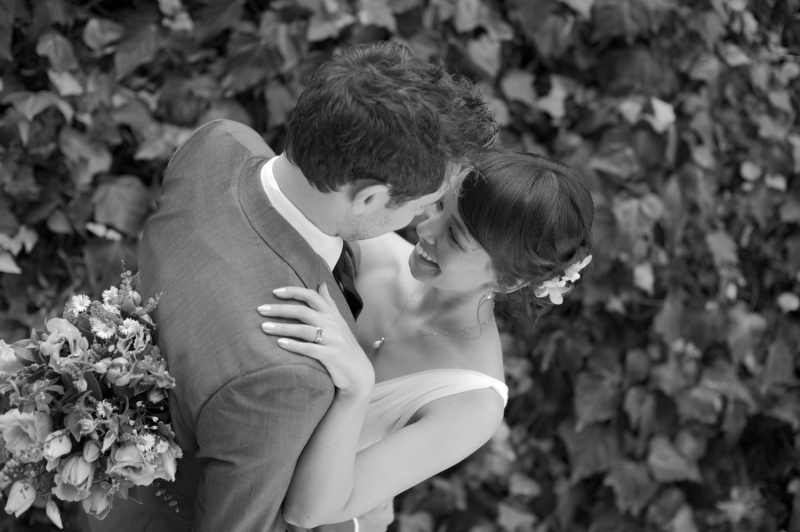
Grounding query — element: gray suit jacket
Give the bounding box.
[89,120,356,532]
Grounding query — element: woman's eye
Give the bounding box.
[448,228,463,250]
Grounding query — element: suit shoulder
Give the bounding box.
[169,120,275,169]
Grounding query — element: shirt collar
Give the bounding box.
[261,157,343,271]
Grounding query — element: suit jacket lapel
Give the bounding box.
[237,156,357,334]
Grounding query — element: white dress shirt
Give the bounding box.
[260,157,343,271]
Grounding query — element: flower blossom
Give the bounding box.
[0,340,23,374]
[118,318,143,337]
[71,295,91,313]
[52,453,96,501]
[102,287,119,305]
[534,276,569,305]
[43,429,72,462]
[0,409,53,462]
[91,318,116,340]
[562,255,593,283]
[82,484,112,520]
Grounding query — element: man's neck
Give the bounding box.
[272,154,341,236]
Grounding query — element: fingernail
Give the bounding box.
[262,322,276,331]
[273,288,286,294]
[258,305,271,312]
[277,338,289,347]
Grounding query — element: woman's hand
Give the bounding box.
[258,283,375,400]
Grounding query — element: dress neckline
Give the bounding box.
[374,368,506,388]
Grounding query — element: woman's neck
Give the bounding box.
[407,284,494,333]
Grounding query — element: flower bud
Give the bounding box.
[78,419,96,434]
[83,440,102,463]
[112,372,131,386]
[46,498,63,529]
[131,291,142,306]
[76,377,87,393]
[111,357,128,366]
[4,481,36,517]
[43,429,72,462]
[92,363,107,374]
[60,453,96,490]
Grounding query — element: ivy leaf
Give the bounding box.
[559,0,594,19]
[647,435,702,482]
[574,372,619,431]
[726,304,766,367]
[497,503,536,532]
[558,422,621,482]
[92,176,152,236]
[592,0,675,43]
[500,70,537,108]
[765,392,800,430]
[633,262,655,295]
[114,24,161,80]
[359,0,397,31]
[535,75,570,122]
[47,70,83,96]
[675,385,723,424]
[266,81,297,129]
[82,18,125,52]
[308,11,356,42]
[454,0,485,33]
[589,143,641,179]
[604,460,658,516]
[0,250,21,274]
[59,127,112,188]
[653,292,683,344]
[597,47,677,97]
[0,0,15,62]
[705,230,738,271]
[760,340,799,393]
[699,359,756,412]
[83,239,138,294]
[36,32,79,72]
[466,34,502,78]
[3,91,74,122]
[643,97,675,133]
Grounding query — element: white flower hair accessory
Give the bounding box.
[534,255,592,304]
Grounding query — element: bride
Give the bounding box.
[257,147,594,530]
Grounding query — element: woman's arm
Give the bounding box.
[258,286,504,527]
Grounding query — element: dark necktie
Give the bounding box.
[332,243,363,319]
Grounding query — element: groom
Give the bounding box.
[88,42,495,532]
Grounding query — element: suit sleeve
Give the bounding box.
[194,363,334,532]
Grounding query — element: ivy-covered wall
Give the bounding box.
[1,0,799,530]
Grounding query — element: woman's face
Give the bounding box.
[409,191,497,293]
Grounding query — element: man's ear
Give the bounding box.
[349,182,391,215]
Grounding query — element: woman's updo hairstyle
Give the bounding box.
[458,148,594,317]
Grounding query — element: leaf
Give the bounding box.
[633,262,654,295]
[93,176,152,236]
[0,225,37,255]
[559,0,594,19]
[59,127,112,188]
[83,239,138,294]
[705,230,738,271]
[36,32,79,72]
[760,340,799,392]
[0,250,21,274]
[719,43,750,67]
[574,372,619,430]
[500,70,536,108]
[776,292,800,313]
[47,70,83,96]
[82,18,125,52]
[558,422,621,482]
[675,386,723,424]
[266,81,297,129]
[115,24,161,80]
[359,0,397,31]
[604,460,658,516]
[0,0,14,62]
[689,53,722,82]
[589,143,641,179]
[466,34,502,78]
[699,359,756,412]
[47,209,73,235]
[674,429,707,462]
[497,503,536,532]
[726,303,766,367]
[765,392,800,430]
[643,97,675,133]
[647,435,702,482]
[651,353,688,397]
[535,75,570,122]
[454,0,484,33]
[509,473,541,497]
[3,91,74,122]
[308,11,356,42]
[653,292,683,344]
[592,0,675,43]
[597,47,677,97]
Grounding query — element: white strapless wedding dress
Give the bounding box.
[347,369,509,532]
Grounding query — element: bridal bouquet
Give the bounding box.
[0,271,181,527]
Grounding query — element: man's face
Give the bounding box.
[338,164,465,241]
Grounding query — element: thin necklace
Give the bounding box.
[371,284,495,355]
